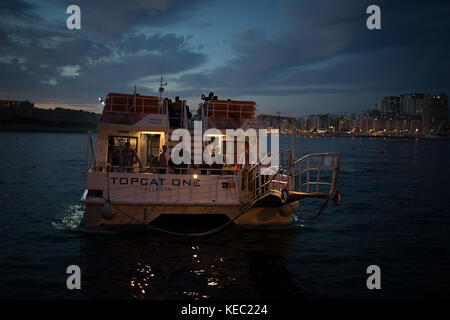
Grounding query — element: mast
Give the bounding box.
[159,75,167,100]
[133,85,136,112]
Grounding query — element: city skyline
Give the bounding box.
[1,0,449,117]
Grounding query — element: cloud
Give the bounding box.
[40,78,57,86]
[0,0,40,19]
[175,0,450,102]
[0,17,206,105]
[58,65,81,77]
[71,0,210,38]
[1,0,449,114]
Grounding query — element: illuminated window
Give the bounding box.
[108,136,138,166]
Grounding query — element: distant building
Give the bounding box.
[422,93,449,132]
[311,114,329,132]
[338,119,352,132]
[400,93,424,115]
[364,92,448,133]
[373,115,422,132]
[297,117,313,132]
[380,96,401,114]
[351,117,370,132]
[0,99,34,112]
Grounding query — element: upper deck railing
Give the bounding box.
[105,93,165,114]
[203,100,256,119]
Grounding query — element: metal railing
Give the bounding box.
[91,163,240,176]
[242,150,341,205]
[290,152,342,195]
[205,101,256,119]
[106,95,165,114]
[244,150,291,203]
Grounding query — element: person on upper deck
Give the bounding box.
[172,96,183,112]
[202,92,214,101]
[121,142,142,170]
[168,97,182,128]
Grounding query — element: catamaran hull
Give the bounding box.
[83,202,295,228]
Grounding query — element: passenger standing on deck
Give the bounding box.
[172,96,183,113]
[121,142,141,172]
[203,92,214,101]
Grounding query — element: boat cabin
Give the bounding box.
[92,91,261,175]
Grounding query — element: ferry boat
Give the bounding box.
[81,84,342,233]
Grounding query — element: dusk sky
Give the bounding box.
[0,0,449,116]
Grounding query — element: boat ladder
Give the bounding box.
[243,151,342,206]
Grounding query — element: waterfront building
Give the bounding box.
[338,119,352,132]
[380,96,401,114]
[422,93,449,132]
[0,99,34,111]
[298,117,313,132]
[400,93,424,115]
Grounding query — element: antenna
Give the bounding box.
[159,52,167,99]
[276,111,282,130]
[159,75,167,100]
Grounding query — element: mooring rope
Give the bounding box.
[292,197,330,222]
[99,162,266,236]
[99,161,331,235]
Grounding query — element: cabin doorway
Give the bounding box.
[140,133,162,167]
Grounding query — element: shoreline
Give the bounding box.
[0,129,450,141]
[1,125,447,140]
[285,133,450,140]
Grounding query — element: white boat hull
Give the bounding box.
[83,202,294,228]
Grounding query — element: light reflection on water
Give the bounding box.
[52,204,84,230]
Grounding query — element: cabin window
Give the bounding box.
[107,136,138,166]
